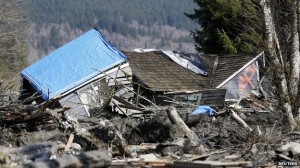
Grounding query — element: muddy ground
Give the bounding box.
[2,100,296,168]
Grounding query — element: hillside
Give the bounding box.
[26,0,198,63]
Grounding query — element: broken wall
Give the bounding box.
[59,63,133,119]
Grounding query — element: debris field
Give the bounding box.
[1,81,299,168]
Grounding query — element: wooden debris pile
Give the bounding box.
[1,81,299,168]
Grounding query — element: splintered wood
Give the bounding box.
[0,80,294,168]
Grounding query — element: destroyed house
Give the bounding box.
[20,28,132,119]
[124,51,264,107]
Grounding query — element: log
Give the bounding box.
[166,106,200,146]
[230,109,252,132]
[127,143,158,153]
[64,133,74,152]
[166,161,253,168]
[193,160,254,167]
[190,150,227,161]
[23,150,111,168]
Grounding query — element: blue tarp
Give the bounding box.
[190,105,214,116]
[21,28,127,100]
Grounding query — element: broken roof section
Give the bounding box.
[125,51,261,94]
[134,49,209,76]
[124,51,209,92]
[208,53,261,88]
[21,28,127,100]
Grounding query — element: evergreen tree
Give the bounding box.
[186,0,263,54]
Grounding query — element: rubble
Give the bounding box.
[1,79,300,168]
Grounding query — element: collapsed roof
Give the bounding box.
[21,29,127,100]
[124,51,261,93]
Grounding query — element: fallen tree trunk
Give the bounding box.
[230,109,252,132]
[166,106,200,146]
[164,161,253,168]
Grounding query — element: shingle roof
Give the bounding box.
[124,51,258,92]
[207,53,258,88]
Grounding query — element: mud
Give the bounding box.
[0,99,297,168]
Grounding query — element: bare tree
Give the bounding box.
[260,0,300,129]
